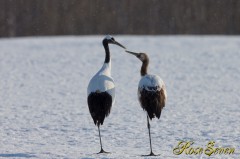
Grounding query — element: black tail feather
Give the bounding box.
[88,92,112,126]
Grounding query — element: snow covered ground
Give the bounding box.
[0,36,240,159]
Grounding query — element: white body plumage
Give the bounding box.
[87,62,115,103]
[138,74,167,100]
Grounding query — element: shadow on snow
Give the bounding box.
[0,153,36,158]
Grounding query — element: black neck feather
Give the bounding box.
[103,40,110,63]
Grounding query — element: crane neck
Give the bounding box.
[98,40,111,76]
[141,59,149,76]
[103,42,110,63]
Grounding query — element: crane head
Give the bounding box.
[103,35,126,49]
[125,50,149,62]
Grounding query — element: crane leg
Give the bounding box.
[142,115,160,156]
[97,125,109,154]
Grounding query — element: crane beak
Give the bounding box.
[113,41,126,49]
[125,50,139,56]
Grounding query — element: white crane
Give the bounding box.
[87,35,125,153]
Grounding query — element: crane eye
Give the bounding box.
[139,54,145,60]
[111,38,115,41]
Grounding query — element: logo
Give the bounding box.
[173,141,235,156]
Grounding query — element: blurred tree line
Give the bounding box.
[0,0,240,37]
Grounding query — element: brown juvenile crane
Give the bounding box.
[125,50,167,156]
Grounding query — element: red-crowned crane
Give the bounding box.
[87,35,126,154]
[125,50,167,156]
